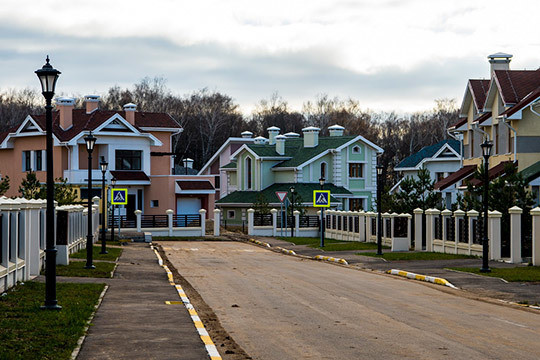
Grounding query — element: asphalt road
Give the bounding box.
[161,241,540,360]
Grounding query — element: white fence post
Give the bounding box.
[135,210,142,232]
[531,207,540,266]
[294,210,300,237]
[509,206,522,263]
[199,209,207,237]
[425,209,440,252]
[166,209,174,236]
[214,209,221,236]
[466,210,479,255]
[413,208,423,251]
[441,209,452,252]
[358,211,366,242]
[453,209,465,254]
[247,208,255,235]
[488,210,502,260]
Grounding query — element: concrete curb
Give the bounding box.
[387,269,457,289]
[248,238,271,248]
[275,246,297,256]
[70,285,109,360]
[151,245,222,360]
[314,255,349,265]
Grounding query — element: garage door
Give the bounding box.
[176,197,202,215]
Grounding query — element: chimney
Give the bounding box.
[275,134,286,155]
[267,126,280,145]
[56,97,75,130]
[84,95,100,114]
[254,136,268,145]
[284,132,300,138]
[488,52,512,75]
[328,124,345,137]
[241,130,253,138]
[123,103,137,125]
[302,126,320,148]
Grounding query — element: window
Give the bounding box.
[116,150,142,170]
[150,200,159,208]
[227,210,236,219]
[349,198,364,211]
[320,162,326,180]
[348,163,364,178]
[245,157,252,189]
[215,175,220,189]
[352,146,361,154]
[436,172,445,182]
[35,150,42,171]
[22,151,31,171]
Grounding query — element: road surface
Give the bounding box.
[161,241,540,360]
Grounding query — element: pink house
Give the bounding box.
[0,96,215,218]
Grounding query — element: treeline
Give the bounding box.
[0,77,459,183]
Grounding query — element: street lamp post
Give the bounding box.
[84,132,97,269]
[110,177,117,244]
[480,140,493,273]
[36,56,61,310]
[99,159,108,254]
[290,186,295,237]
[319,177,325,248]
[376,165,384,255]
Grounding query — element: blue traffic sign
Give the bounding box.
[313,190,330,207]
[111,188,128,205]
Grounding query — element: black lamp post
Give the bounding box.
[36,56,61,310]
[319,177,325,248]
[480,140,493,273]
[84,131,97,269]
[99,159,108,254]
[110,177,117,244]
[376,165,383,255]
[290,186,295,237]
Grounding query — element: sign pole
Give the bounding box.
[320,207,324,248]
[280,202,283,237]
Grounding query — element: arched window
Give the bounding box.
[320,162,327,180]
[245,157,252,189]
[352,145,361,154]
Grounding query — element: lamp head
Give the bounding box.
[100,159,108,173]
[35,56,61,96]
[111,177,117,186]
[481,140,493,158]
[84,131,97,153]
[319,177,325,186]
[376,165,383,176]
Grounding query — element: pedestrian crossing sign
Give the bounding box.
[111,188,128,205]
[313,190,330,207]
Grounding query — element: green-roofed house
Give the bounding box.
[215,125,383,222]
[393,139,462,209]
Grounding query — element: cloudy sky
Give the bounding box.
[1,0,540,114]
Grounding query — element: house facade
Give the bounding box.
[0,96,215,218]
[216,125,383,223]
[436,53,540,204]
[393,139,461,209]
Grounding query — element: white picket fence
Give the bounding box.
[0,196,99,293]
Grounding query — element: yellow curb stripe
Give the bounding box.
[388,269,457,289]
[152,247,222,359]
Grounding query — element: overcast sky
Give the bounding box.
[1,0,539,114]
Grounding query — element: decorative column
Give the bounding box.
[293,210,300,238]
[531,207,540,266]
[453,209,465,254]
[214,209,221,236]
[440,209,452,253]
[247,208,255,236]
[508,206,522,264]
[425,209,440,252]
[413,208,423,251]
[488,210,502,261]
[199,209,207,237]
[166,209,174,236]
[135,210,142,232]
[359,211,366,242]
[467,210,479,255]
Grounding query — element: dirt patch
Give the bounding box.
[155,244,252,360]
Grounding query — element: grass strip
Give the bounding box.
[152,236,206,241]
[449,266,540,282]
[0,281,105,360]
[70,246,122,261]
[313,242,389,251]
[42,261,116,278]
[276,236,341,246]
[359,252,478,261]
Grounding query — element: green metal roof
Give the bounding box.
[245,136,357,168]
[395,139,460,169]
[216,182,352,205]
[519,160,540,183]
[221,162,237,169]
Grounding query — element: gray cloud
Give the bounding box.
[0,22,486,113]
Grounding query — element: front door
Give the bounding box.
[127,194,136,220]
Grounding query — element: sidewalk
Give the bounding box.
[254,236,540,305]
[71,243,209,360]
